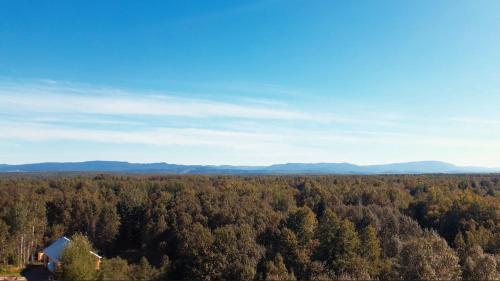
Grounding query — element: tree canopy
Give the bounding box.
[58,234,98,281]
[0,174,498,280]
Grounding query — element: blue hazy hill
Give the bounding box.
[0,160,497,174]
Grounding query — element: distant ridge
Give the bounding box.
[0,160,498,174]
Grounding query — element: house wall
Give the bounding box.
[36,252,44,262]
[95,258,101,270]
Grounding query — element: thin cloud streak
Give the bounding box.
[0,81,398,125]
[0,122,286,149]
[1,121,497,151]
[2,80,500,166]
[450,117,500,126]
[0,91,304,121]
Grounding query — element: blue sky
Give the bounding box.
[1,0,500,166]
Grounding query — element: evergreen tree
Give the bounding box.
[264,254,296,281]
[130,257,160,281]
[285,206,318,244]
[360,225,381,276]
[315,209,361,278]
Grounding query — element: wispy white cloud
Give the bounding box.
[2,79,500,166]
[1,120,497,151]
[450,117,500,126]
[0,80,400,126]
[0,87,303,121]
[0,121,295,151]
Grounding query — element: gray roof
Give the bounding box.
[43,236,70,262]
[43,236,102,262]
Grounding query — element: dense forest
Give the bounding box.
[0,174,499,280]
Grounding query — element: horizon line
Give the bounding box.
[1,159,499,169]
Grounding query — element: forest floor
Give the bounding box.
[0,264,22,278]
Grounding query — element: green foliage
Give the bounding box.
[211,224,264,280]
[360,225,382,276]
[285,206,317,244]
[360,225,381,261]
[0,219,9,264]
[264,254,296,281]
[130,257,160,281]
[315,209,363,278]
[463,245,500,281]
[0,174,498,280]
[95,204,121,253]
[97,257,130,281]
[58,234,98,281]
[397,231,462,280]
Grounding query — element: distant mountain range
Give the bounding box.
[0,161,498,174]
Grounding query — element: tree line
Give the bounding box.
[0,174,499,280]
